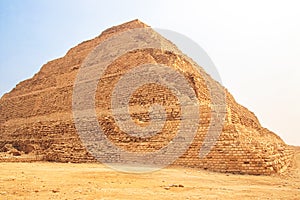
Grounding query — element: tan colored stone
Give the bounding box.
[0,19,294,175]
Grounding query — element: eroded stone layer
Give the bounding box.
[0,19,293,175]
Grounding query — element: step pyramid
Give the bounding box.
[0,19,294,175]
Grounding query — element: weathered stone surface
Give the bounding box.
[0,19,294,175]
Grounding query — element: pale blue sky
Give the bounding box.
[0,0,299,145]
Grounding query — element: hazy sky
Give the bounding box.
[0,0,299,145]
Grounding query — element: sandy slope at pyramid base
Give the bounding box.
[0,146,299,199]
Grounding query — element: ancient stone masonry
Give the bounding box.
[0,19,294,175]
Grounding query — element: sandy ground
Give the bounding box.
[0,147,299,200]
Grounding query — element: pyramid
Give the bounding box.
[0,20,294,175]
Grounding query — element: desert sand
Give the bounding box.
[0,146,299,200]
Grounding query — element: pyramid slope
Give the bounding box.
[0,19,293,175]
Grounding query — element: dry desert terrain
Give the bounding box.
[0,147,299,200]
